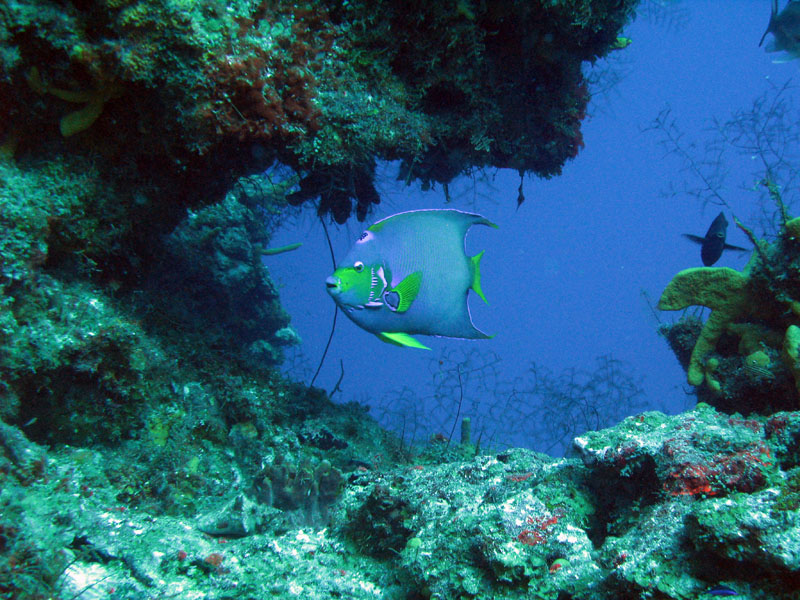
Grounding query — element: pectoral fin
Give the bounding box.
[682,234,706,245]
[723,242,749,253]
[377,332,431,350]
[390,271,422,313]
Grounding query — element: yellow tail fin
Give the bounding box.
[471,250,488,304]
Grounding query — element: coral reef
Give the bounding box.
[156,190,296,367]
[3,403,799,598]
[658,214,800,413]
[1,0,636,222]
[253,453,344,529]
[0,159,299,447]
[12,1,798,599]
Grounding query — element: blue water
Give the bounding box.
[267,0,798,453]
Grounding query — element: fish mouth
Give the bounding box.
[325,276,340,294]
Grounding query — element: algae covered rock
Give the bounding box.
[574,404,772,499]
[157,191,297,368]
[336,448,602,599]
[1,0,637,222]
[3,397,800,598]
[687,489,800,574]
[572,404,798,599]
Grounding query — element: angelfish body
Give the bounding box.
[325,209,496,349]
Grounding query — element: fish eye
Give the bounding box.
[354,261,364,272]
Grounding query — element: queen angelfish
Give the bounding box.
[325,209,496,349]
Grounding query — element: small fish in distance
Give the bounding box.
[682,212,748,266]
[703,584,739,597]
[325,209,495,349]
[760,0,800,62]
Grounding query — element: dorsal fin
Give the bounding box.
[760,0,778,47]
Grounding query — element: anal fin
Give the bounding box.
[377,332,430,350]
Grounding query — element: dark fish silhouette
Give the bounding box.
[760,0,800,62]
[704,584,739,596]
[682,212,748,266]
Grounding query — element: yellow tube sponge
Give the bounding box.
[26,67,122,137]
[785,216,800,240]
[59,97,107,137]
[658,264,752,386]
[783,325,800,395]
